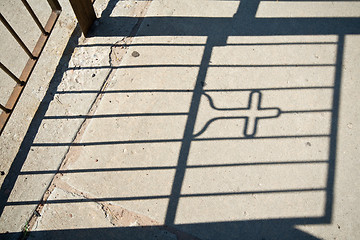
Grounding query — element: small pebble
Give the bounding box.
[132,51,140,57]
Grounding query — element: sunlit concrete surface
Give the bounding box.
[1,0,359,239]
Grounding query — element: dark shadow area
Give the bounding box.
[1,0,359,239]
[3,221,325,240]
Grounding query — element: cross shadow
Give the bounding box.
[1,0,359,239]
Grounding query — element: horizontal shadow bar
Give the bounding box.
[90,16,360,37]
[67,64,335,71]
[43,109,332,120]
[55,86,335,94]
[0,217,330,240]
[43,112,188,120]
[19,160,329,175]
[76,41,338,48]
[0,217,330,239]
[31,134,330,147]
[281,109,332,114]
[7,188,325,206]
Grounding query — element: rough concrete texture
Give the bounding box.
[1,0,112,237]
[1,0,360,239]
[29,186,177,240]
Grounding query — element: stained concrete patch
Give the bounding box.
[33,187,114,231]
[30,187,177,240]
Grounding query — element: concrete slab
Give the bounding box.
[1,0,359,239]
[0,0,148,237]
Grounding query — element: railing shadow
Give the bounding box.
[1,0,359,239]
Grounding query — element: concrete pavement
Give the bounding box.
[1,0,360,239]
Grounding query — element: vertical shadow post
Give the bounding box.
[69,0,96,36]
[164,0,258,226]
[324,34,344,222]
[165,35,224,225]
[164,38,213,226]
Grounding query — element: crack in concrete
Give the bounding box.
[59,0,152,170]
[32,177,163,230]
[20,1,154,237]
